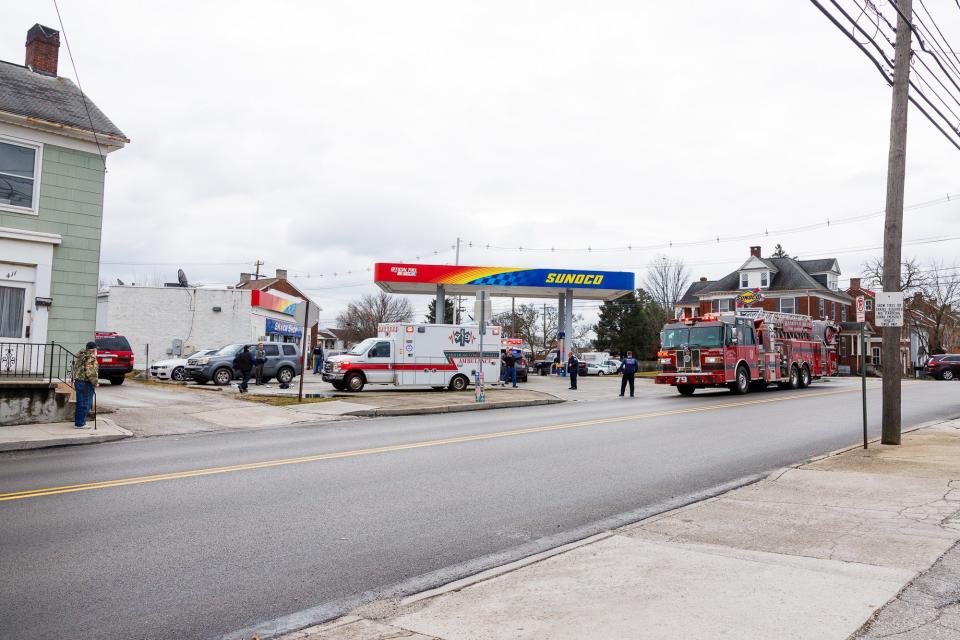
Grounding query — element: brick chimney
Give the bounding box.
[25,24,60,76]
[850,277,860,290]
[275,268,287,280]
[749,246,762,258]
[239,272,252,284]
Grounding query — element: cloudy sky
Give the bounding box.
[4,1,958,325]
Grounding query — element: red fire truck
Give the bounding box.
[654,310,839,396]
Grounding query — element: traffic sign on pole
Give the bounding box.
[874,292,904,327]
[855,295,866,324]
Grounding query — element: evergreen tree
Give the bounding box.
[425,298,455,323]
[594,289,668,360]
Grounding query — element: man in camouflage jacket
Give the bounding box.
[73,341,99,428]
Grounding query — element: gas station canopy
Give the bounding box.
[374,263,634,301]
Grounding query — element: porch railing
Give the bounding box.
[0,342,76,388]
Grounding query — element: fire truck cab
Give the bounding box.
[654,310,838,396]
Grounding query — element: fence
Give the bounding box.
[0,342,76,387]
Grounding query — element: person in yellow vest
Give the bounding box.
[72,341,99,428]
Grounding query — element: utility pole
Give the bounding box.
[254,260,264,281]
[511,297,516,338]
[881,0,913,445]
[455,237,461,324]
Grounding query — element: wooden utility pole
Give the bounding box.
[881,0,913,445]
[254,260,264,280]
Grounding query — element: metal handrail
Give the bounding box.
[0,342,76,389]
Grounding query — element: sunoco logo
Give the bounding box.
[391,267,418,276]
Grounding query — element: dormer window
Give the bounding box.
[740,273,748,288]
[827,273,838,290]
[760,272,769,287]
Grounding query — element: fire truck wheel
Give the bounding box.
[344,372,365,392]
[784,365,800,390]
[799,365,812,388]
[730,365,750,395]
[677,385,696,396]
[449,374,469,391]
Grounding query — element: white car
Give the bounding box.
[602,359,621,374]
[586,363,607,376]
[150,349,218,381]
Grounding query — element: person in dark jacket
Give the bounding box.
[253,342,266,385]
[618,350,639,397]
[501,350,517,388]
[312,344,325,375]
[234,345,255,393]
[567,351,579,390]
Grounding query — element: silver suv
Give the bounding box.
[184,342,302,385]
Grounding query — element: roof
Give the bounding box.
[236,278,279,291]
[0,59,127,141]
[678,280,714,305]
[697,256,852,301]
[797,258,839,274]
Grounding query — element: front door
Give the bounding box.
[365,340,394,383]
[0,281,33,376]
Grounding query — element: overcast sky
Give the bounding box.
[4,1,958,325]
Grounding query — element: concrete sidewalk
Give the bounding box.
[0,417,131,451]
[288,419,960,640]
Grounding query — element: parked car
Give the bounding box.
[94,332,134,385]
[150,349,218,381]
[601,359,621,374]
[585,363,607,376]
[184,342,302,385]
[925,354,960,380]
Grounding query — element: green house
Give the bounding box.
[0,24,128,356]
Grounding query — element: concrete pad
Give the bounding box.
[389,535,909,640]
[192,406,313,428]
[0,418,132,451]
[808,431,960,479]
[288,401,378,416]
[627,468,960,571]
[300,617,437,640]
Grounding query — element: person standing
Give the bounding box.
[254,342,266,385]
[72,341,99,428]
[312,344,325,375]
[567,350,579,390]
[619,350,638,397]
[234,345,255,393]
[502,349,517,388]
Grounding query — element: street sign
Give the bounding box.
[855,295,866,324]
[874,291,905,327]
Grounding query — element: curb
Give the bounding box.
[343,397,565,417]
[0,418,133,452]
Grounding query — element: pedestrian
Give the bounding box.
[234,345,255,393]
[567,350,579,390]
[254,341,266,385]
[312,344,324,375]
[502,349,517,388]
[72,341,99,428]
[618,350,638,397]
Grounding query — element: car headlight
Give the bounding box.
[197,357,210,365]
[703,356,723,364]
[659,357,672,364]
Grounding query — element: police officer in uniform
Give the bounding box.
[567,350,579,390]
[619,350,638,397]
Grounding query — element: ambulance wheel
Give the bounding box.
[677,385,696,396]
[344,372,365,392]
[799,365,811,388]
[783,365,800,390]
[730,365,750,395]
[449,374,469,391]
[331,381,346,391]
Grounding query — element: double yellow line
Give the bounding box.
[0,387,860,503]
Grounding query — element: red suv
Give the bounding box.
[95,332,134,385]
[925,354,960,381]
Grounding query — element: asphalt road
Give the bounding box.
[2,379,958,639]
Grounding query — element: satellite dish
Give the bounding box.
[177,269,189,287]
[116,278,124,285]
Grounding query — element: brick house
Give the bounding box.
[1,24,127,353]
[676,246,854,324]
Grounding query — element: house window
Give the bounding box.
[760,272,769,287]
[839,338,847,357]
[779,297,796,314]
[0,285,26,338]
[841,305,847,321]
[0,139,40,212]
[865,299,873,311]
[718,298,733,312]
[871,346,881,365]
[818,298,825,318]
[740,273,748,288]
[828,274,838,290]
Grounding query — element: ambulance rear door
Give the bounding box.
[398,329,417,386]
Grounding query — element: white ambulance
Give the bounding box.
[322,323,502,392]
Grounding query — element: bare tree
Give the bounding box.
[861,257,927,293]
[911,261,960,355]
[491,303,559,359]
[645,255,689,311]
[335,292,414,343]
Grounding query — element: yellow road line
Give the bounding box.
[0,385,874,503]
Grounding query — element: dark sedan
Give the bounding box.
[924,354,960,380]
